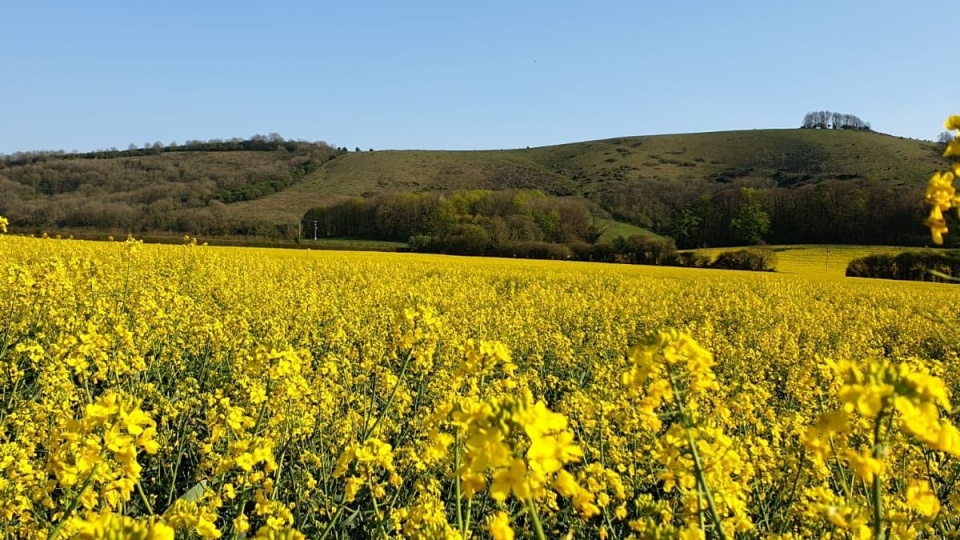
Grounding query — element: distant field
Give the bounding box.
[689,244,942,279]
[769,245,904,277]
[12,230,411,252]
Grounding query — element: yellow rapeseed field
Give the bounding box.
[3,228,960,540]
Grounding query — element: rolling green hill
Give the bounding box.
[235,129,941,222]
[0,129,946,246]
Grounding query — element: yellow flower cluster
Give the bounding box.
[622,331,751,538]
[0,233,959,538]
[452,392,595,511]
[925,115,960,243]
[68,510,173,540]
[164,498,224,539]
[47,390,160,510]
[800,356,958,537]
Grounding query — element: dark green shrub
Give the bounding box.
[567,242,595,261]
[673,252,711,268]
[499,241,573,260]
[433,224,491,256]
[846,251,960,282]
[408,235,432,252]
[709,249,777,272]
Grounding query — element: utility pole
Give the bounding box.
[314,221,318,240]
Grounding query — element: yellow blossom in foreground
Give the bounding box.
[253,526,306,540]
[70,511,174,540]
[488,511,515,540]
[926,115,960,241]
[845,450,884,483]
[906,481,940,518]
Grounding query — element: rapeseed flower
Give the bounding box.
[488,511,514,540]
[70,511,175,540]
[906,481,940,518]
[1,227,959,538]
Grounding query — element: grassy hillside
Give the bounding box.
[0,129,945,244]
[595,219,661,242]
[237,129,942,223]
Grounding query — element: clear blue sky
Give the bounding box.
[1,0,955,154]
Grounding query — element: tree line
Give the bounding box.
[800,111,870,131]
[0,136,338,237]
[667,180,927,248]
[0,134,341,165]
[302,189,781,270]
[303,189,604,246]
[847,251,960,283]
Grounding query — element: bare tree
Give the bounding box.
[801,111,870,131]
[830,111,842,129]
[938,131,954,152]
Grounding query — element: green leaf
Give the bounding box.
[178,480,207,503]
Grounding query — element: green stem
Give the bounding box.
[165,414,190,508]
[601,505,622,540]
[454,433,464,534]
[815,392,852,500]
[251,382,272,434]
[48,463,100,540]
[871,413,886,540]
[363,351,412,441]
[367,478,389,539]
[526,498,547,540]
[666,365,728,540]
[696,478,706,534]
[318,505,345,540]
[136,479,155,515]
[463,497,473,535]
[273,446,287,500]
[775,449,805,535]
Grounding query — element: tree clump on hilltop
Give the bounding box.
[800,111,870,131]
